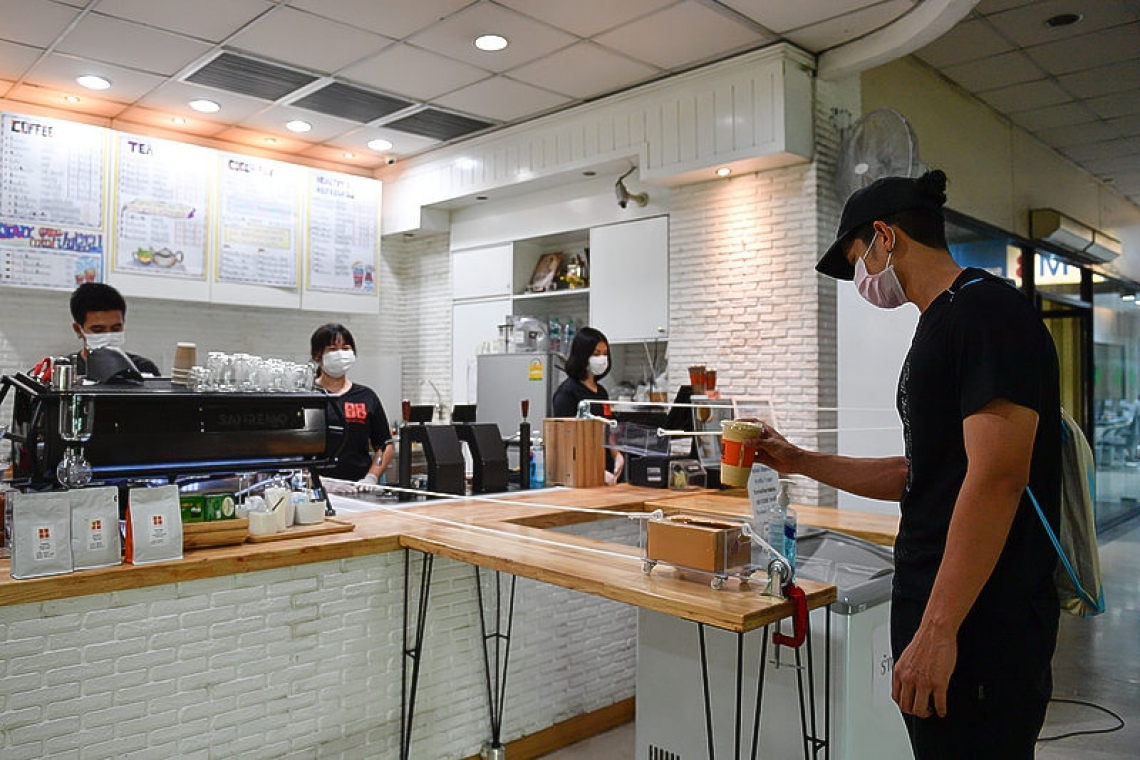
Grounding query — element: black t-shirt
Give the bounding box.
[552,377,609,418]
[895,268,1061,677]
[318,383,393,481]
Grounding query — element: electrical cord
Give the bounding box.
[1037,697,1125,742]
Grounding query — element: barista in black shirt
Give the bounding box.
[68,283,160,376]
[552,326,624,484]
[311,323,393,484]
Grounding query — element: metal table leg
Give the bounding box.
[400,549,435,760]
[695,611,831,760]
[475,567,518,759]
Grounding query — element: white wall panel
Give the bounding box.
[378,44,815,235]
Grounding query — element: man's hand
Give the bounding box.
[892,624,957,718]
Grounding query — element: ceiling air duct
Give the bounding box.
[1030,208,1122,263]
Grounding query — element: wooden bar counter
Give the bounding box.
[0,484,835,631]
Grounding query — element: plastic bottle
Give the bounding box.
[548,317,562,355]
[777,480,796,576]
[530,439,545,488]
[564,318,576,347]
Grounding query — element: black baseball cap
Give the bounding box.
[817,173,944,280]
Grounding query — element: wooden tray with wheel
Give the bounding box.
[246,518,355,543]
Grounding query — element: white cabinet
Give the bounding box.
[452,244,512,300]
[452,298,511,405]
[589,216,669,343]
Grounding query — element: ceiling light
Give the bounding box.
[343,152,356,160]
[171,116,187,125]
[583,170,596,177]
[1045,13,1082,28]
[76,75,110,91]
[189,99,220,113]
[474,34,508,52]
[476,196,489,201]
[265,137,278,144]
[367,138,393,152]
[285,119,312,133]
[64,95,81,104]
[716,167,731,177]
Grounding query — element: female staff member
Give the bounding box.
[552,326,624,484]
[311,323,393,486]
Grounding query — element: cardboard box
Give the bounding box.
[178,494,204,523]
[543,418,605,488]
[646,514,750,574]
[203,493,236,521]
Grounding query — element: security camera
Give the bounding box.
[615,167,648,209]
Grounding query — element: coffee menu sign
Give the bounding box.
[306,170,379,294]
[0,114,108,290]
[113,133,211,280]
[0,110,383,303]
[217,153,301,289]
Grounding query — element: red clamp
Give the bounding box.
[772,582,808,649]
[31,357,53,384]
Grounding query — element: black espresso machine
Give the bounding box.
[1,373,334,488]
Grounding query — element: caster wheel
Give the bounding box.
[642,560,656,575]
[711,576,726,590]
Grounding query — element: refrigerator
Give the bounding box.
[476,352,564,441]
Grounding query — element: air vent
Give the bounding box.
[648,746,682,760]
[293,82,412,123]
[185,52,318,101]
[385,108,494,142]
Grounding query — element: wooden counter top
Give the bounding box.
[0,484,837,631]
[644,492,900,547]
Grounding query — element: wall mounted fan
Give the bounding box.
[833,107,925,203]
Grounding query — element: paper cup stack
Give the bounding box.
[171,342,196,385]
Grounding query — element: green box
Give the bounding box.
[203,493,237,521]
[179,494,204,523]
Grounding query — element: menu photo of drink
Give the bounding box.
[1,112,108,291]
[306,170,380,294]
[113,133,210,280]
[216,153,301,289]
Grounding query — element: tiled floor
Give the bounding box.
[542,518,1140,759]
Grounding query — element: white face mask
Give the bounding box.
[321,349,356,378]
[83,330,126,351]
[587,355,609,377]
[853,232,908,309]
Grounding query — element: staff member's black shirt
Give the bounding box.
[319,383,392,481]
[552,377,609,418]
[894,267,1061,682]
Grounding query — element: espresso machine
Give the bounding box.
[1,372,333,488]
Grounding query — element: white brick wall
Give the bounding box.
[0,518,638,759]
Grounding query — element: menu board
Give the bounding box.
[307,170,379,294]
[217,153,301,288]
[113,133,210,279]
[0,113,108,290]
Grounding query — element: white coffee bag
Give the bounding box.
[10,491,73,579]
[71,486,122,570]
[126,484,183,565]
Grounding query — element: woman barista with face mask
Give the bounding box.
[552,326,625,484]
[311,323,393,487]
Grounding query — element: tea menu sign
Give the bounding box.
[306,170,379,294]
[0,113,107,291]
[113,133,210,280]
[217,153,301,288]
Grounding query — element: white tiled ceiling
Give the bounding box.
[0,0,1135,203]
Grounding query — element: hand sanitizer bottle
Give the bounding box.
[778,479,796,577]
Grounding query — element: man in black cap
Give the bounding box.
[751,170,1061,759]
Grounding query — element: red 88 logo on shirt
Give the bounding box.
[345,402,368,422]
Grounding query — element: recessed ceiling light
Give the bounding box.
[265,137,278,144]
[189,99,220,113]
[716,167,731,177]
[343,152,356,160]
[171,116,187,125]
[1045,12,1082,28]
[285,119,312,133]
[367,138,393,152]
[583,170,596,177]
[476,196,489,201]
[76,75,110,91]
[64,95,81,104]
[474,34,508,51]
